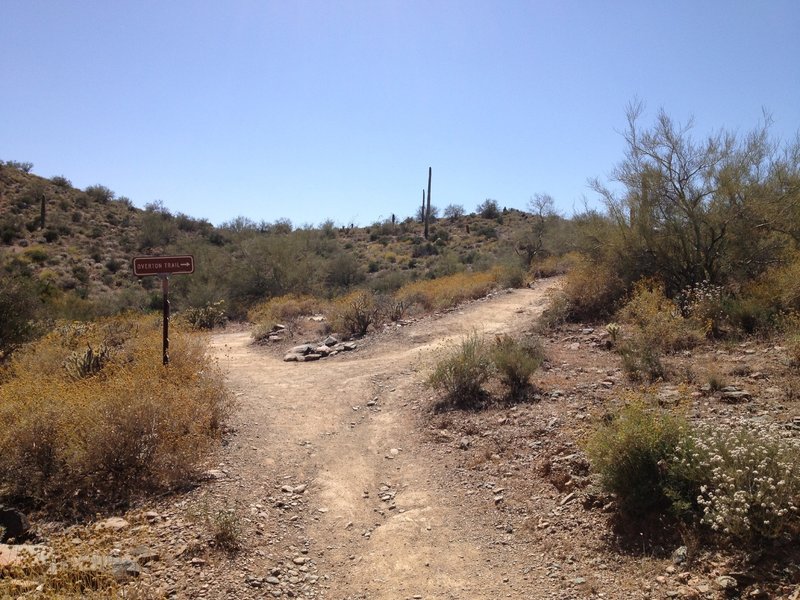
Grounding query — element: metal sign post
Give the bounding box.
[132,255,195,366]
[161,274,170,365]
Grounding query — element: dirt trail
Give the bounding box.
[209,280,561,599]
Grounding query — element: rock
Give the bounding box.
[74,556,141,581]
[203,469,227,480]
[721,390,751,402]
[459,437,471,450]
[283,353,301,362]
[715,575,737,590]
[314,346,332,356]
[266,576,281,585]
[291,344,315,355]
[671,545,687,564]
[292,556,307,565]
[292,484,307,494]
[268,335,283,342]
[0,507,31,542]
[560,492,576,506]
[94,517,130,532]
[324,335,339,347]
[130,546,160,564]
[0,544,51,568]
[342,342,357,351]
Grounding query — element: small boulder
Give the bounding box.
[0,507,31,543]
[94,517,130,532]
[324,335,339,347]
[291,344,315,355]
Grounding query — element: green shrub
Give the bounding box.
[182,300,227,330]
[84,184,115,203]
[491,334,544,396]
[428,333,492,409]
[50,175,71,188]
[0,275,40,359]
[586,400,688,516]
[618,341,666,382]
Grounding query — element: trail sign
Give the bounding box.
[132,255,194,276]
[131,255,195,366]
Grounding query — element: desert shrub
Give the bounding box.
[429,333,492,409]
[0,316,232,514]
[586,400,689,516]
[50,175,71,188]
[443,204,465,220]
[395,270,497,312]
[182,300,227,330]
[24,246,49,263]
[0,275,41,359]
[561,254,625,321]
[537,290,570,332]
[248,294,322,329]
[618,343,666,382]
[531,251,581,278]
[675,421,800,542]
[491,334,544,396]
[64,344,110,379]
[84,184,114,203]
[617,279,703,352]
[476,199,501,220]
[2,160,33,172]
[677,280,728,338]
[326,252,365,290]
[495,263,526,288]
[328,289,380,337]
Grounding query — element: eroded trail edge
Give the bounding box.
[210,281,559,599]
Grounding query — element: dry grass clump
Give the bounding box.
[560,254,625,321]
[0,316,232,515]
[616,279,704,381]
[491,334,544,398]
[429,332,545,409]
[395,270,498,312]
[428,333,492,409]
[328,289,381,338]
[249,294,322,325]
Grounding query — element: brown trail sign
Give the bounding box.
[132,255,194,276]
[132,255,195,365]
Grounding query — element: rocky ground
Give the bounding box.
[2,278,799,599]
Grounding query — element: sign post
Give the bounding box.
[132,255,195,366]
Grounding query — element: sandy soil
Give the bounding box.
[206,281,562,599]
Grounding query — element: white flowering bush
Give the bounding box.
[676,422,800,541]
[589,401,800,545]
[678,280,727,338]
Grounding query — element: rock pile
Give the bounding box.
[283,336,357,362]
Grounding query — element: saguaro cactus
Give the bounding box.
[424,167,432,239]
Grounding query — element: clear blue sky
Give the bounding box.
[2,1,799,227]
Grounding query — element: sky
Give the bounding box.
[2,1,799,227]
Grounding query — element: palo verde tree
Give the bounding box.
[590,101,797,295]
[515,193,558,266]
